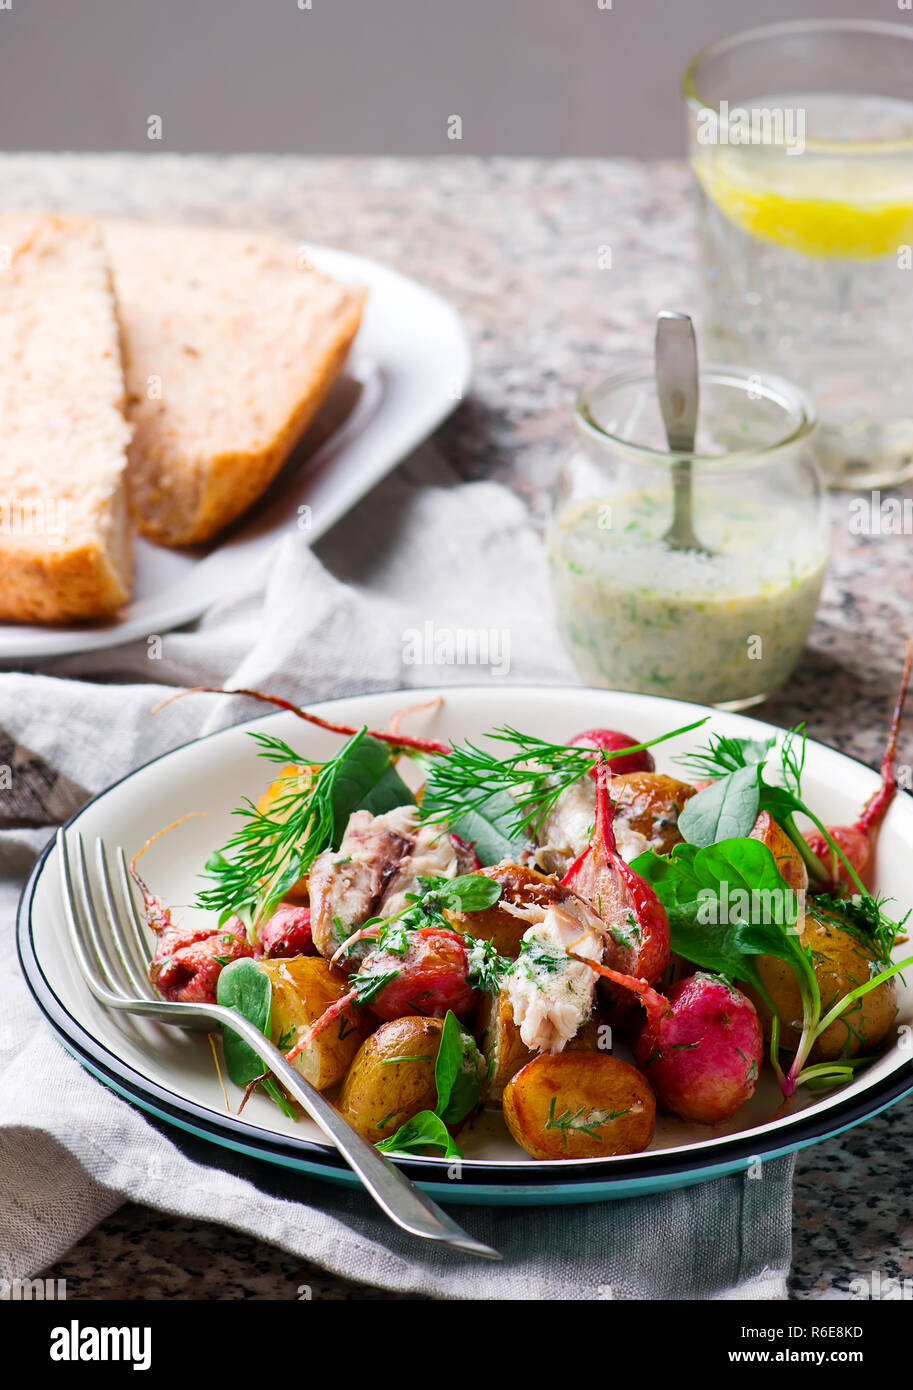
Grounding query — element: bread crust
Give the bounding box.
[105,221,365,547]
[0,538,129,623]
[0,211,131,624]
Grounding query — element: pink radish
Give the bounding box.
[568,727,656,777]
[562,762,669,986]
[572,955,762,1124]
[257,904,313,959]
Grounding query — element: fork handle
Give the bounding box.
[128,998,499,1259]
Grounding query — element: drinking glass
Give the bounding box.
[684,19,913,488]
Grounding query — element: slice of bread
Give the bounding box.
[104,221,366,547]
[0,212,132,622]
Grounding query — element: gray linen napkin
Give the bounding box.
[0,446,794,1299]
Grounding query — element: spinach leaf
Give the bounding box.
[373,1010,483,1158]
[355,760,416,822]
[632,837,804,992]
[217,958,272,1084]
[331,734,415,843]
[434,873,502,913]
[434,1010,483,1125]
[216,958,296,1119]
[375,1111,462,1159]
[677,763,762,846]
[420,786,522,866]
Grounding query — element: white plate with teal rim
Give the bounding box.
[17,686,913,1205]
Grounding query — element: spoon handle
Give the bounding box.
[655,312,703,553]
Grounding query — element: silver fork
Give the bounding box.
[57,828,499,1261]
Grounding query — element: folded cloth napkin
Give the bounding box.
[0,445,795,1299]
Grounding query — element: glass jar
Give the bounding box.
[548,363,828,709]
[683,19,913,488]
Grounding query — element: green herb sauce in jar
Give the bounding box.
[549,487,827,706]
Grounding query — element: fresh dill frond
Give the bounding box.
[196,727,370,926]
[466,937,512,996]
[421,716,708,839]
[543,1096,629,1149]
[674,731,774,779]
[780,724,808,798]
[812,892,908,967]
[675,725,808,798]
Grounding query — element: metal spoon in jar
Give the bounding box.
[655,310,712,555]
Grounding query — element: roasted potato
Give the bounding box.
[446,862,566,958]
[260,956,362,1091]
[475,989,533,1100]
[750,908,897,1060]
[255,763,318,903]
[749,810,808,893]
[611,772,697,857]
[502,1052,656,1160]
[338,1016,443,1143]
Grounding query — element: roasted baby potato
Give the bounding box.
[255,763,318,903]
[611,772,696,857]
[260,956,362,1091]
[751,908,897,1060]
[476,989,533,1101]
[446,862,565,958]
[338,1016,443,1143]
[749,810,808,893]
[502,1052,656,1160]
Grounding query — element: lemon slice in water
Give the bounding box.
[695,154,913,259]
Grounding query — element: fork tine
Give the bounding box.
[113,845,159,970]
[58,828,107,994]
[69,832,128,997]
[95,839,157,1001]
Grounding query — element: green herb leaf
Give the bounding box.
[677,763,762,846]
[465,936,512,996]
[675,732,774,780]
[421,785,521,866]
[216,958,272,1086]
[375,1110,462,1159]
[197,728,415,926]
[330,739,415,839]
[631,837,803,991]
[419,716,709,853]
[434,874,503,912]
[433,1010,483,1125]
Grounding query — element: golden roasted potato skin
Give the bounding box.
[749,810,808,893]
[502,1052,656,1160]
[260,956,362,1091]
[476,990,533,1101]
[255,764,317,903]
[612,772,696,856]
[752,911,897,1060]
[338,1017,443,1143]
[446,862,565,958]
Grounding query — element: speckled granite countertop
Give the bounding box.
[6,153,911,1300]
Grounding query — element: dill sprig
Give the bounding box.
[543,1096,629,1149]
[420,716,708,839]
[674,730,775,779]
[812,892,909,967]
[196,728,367,926]
[674,724,808,798]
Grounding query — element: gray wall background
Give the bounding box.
[0,0,898,157]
